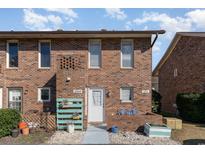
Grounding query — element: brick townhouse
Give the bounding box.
[0,30,165,130]
[153,32,205,114]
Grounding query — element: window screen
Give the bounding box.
[8,43,18,67]
[40,42,50,67]
[121,40,133,68]
[38,88,50,102]
[89,40,101,68]
[120,87,133,102]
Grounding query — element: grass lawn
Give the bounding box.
[171,122,205,145]
[0,131,54,145]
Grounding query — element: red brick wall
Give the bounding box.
[158,36,205,113]
[0,37,154,129]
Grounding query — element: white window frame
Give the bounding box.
[6,40,19,69]
[174,68,178,77]
[120,87,133,103]
[120,39,134,69]
[88,39,101,69]
[38,40,51,69]
[38,87,51,102]
[0,88,3,109]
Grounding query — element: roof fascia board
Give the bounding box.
[0,33,153,38]
[152,34,181,76]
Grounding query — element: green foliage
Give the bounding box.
[176,93,205,122]
[152,90,162,113]
[0,109,21,138]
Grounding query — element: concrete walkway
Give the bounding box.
[81,125,110,144]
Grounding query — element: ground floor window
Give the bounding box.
[38,87,50,102]
[8,88,22,111]
[120,87,133,102]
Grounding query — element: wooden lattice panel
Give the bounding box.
[59,56,82,70]
[22,113,56,130]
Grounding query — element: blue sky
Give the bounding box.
[0,8,205,69]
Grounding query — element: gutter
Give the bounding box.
[151,33,158,48]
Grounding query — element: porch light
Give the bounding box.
[66,77,71,82]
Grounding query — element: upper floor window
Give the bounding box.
[89,39,101,68]
[121,39,134,68]
[7,41,18,68]
[39,41,51,68]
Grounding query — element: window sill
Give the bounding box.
[38,67,51,70]
[6,67,18,70]
[120,67,134,70]
[38,100,50,103]
[120,100,133,103]
[88,67,101,70]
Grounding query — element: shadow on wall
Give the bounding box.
[42,74,56,113]
[183,139,205,145]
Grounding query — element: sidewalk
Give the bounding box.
[81,125,110,144]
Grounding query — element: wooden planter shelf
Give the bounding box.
[56,98,84,130]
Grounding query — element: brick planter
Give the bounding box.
[107,113,163,131]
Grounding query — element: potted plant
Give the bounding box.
[11,126,19,138]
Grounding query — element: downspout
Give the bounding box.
[151,33,158,48]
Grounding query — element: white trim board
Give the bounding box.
[0,88,2,109]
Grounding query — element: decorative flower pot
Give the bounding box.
[67,124,75,133]
[22,127,29,135]
[19,122,28,129]
[111,126,119,133]
[11,129,19,138]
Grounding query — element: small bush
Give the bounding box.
[152,90,162,113]
[0,109,21,138]
[176,93,205,122]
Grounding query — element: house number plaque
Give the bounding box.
[142,90,150,94]
[73,89,83,94]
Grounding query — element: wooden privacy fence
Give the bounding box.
[22,111,56,130]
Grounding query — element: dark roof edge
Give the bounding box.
[0,30,165,35]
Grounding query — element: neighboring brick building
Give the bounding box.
[153,32,205,114]
[0,30,165,130]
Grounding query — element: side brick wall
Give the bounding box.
[159,36,205,113]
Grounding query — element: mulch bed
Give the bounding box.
[0,130,54,145]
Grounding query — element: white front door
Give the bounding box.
[0,88,2,109]
[88,88,104,122]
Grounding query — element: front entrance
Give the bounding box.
[88,88,104,122]
[8,88,22,112]
[0,88,2,109]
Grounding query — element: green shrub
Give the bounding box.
[0,109,21,138]
[176,93,205,122]
[152,90,162,113]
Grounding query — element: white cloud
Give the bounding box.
[128,9,205,39]
[45,8,78,23]
[47,15,63,27]
[125,21,132,30]
[186,9,205,28]
[23,8,78,30]
[23,9,64,31]
[23,9,50,31]
[152,41,162,52]
[105,8,127,20]
[133,12,192,39]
